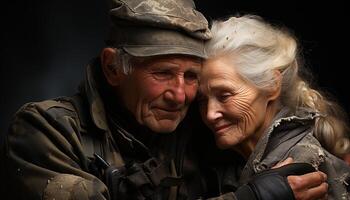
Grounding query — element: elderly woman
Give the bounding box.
[199,15,350,199]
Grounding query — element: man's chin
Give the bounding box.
[147,119,180,133]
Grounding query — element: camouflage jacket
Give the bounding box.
[211,108,350,200]
[1,60,207,200]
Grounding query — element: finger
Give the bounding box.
[288,171,327,190]
[294,182,328,200]
[307,182,328,200]
[272,157,294,169]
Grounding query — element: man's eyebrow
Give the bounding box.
[189,62,202,70]
[188,67,201,74]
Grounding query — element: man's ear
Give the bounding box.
[100,48,123,86]
[267,70,282,101]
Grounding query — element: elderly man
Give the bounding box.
[1,0,327,199]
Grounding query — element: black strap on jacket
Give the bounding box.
[70,94,103,159]
[70,94,183,199]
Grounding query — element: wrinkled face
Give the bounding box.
[199,57,272,149]
[118,55,201,133]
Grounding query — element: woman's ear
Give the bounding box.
[267,70,282,101]
[100,48,123,86]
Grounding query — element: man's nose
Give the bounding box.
[164,76,186,105]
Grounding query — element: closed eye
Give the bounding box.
[217,92,233,102]
[152,70,173,80]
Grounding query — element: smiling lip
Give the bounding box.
[155,107,182,112]
[213,124,232,134]
[153,108,182,119]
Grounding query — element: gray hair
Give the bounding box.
[110,48,134,74]
[206,15,350,157]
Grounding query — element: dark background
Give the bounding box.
[1,0,349,135]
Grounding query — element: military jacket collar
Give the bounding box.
[83,60,109,131]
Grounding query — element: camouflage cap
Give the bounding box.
[107,0,212,58]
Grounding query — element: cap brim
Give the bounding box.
[122,46,207,59]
